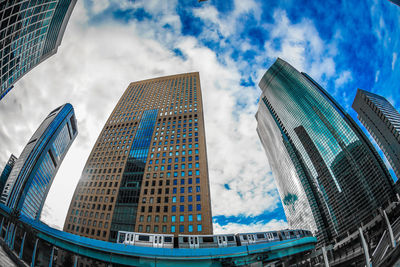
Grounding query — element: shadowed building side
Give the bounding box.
[352,88,400,181]
[0,154,17,194]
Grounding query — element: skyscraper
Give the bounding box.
[0,154,17,194]
[63,73,213,241]
[0,0,77,100]
[256,58,395,244]
[0,103,77,220]
[352,89,400,181]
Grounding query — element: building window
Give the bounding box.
[171,226,175,233]
[197,224,202,232]
[188,225,193,232]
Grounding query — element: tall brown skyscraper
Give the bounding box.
[63,72,213,241]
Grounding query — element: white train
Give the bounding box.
[117,232,174,248]
[117,229,313,249]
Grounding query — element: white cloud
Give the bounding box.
[213,219,288,234]
[392,52,397,70]
[92,0,110,14]
[263,10,337,82]
[334,70,353,88]
[375,70,380,82]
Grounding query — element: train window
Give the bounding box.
[290,231,294,236]
[242,235,247,240]
[227,236,234,241]
[138,235,150,241]
[183,237,189,242]
[203,237,214,242]
[165,237,173,242]
[257,234,264,238]
[273,233,278,237]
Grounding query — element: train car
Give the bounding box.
[178,234,237,248]
[236,231,280,246]
[279,229,309,240]
[117,231,174,248]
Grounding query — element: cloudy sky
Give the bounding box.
[0,0,399,233]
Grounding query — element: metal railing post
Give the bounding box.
[322,246,330,267]
[383,209,396,248]
[359,227,371,267]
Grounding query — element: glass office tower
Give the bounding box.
[0,154,17,194]
[63,73,213,242]
[0,0,77,100]
[256,58,395,243]
[0,103,77,220]
[352,89,400,181]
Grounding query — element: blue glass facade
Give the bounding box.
[0,0,77,100]
[110,109,158,241]
[256,58,395,243]
[0,103,77,220]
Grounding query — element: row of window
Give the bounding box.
[143,184,201,194]
[139,203,202,213]
[137,224,202,233]
[67,224,107,238]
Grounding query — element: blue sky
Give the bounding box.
[0,0,399,232]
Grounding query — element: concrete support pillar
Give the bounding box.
[383,209,396,248]
[322,246,329,267]
[359,227,371,267]
[73,254,78,267]
[31,238,39,267]
[19,232,26,259]
[49,246,55,267]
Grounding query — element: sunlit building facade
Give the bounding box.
[0,0,77,100]
[63,73,213,242]
[256,58,395,244]
[0,103,77,220]
[352,89,400,181]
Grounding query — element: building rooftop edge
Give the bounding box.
[128,72,200,86]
